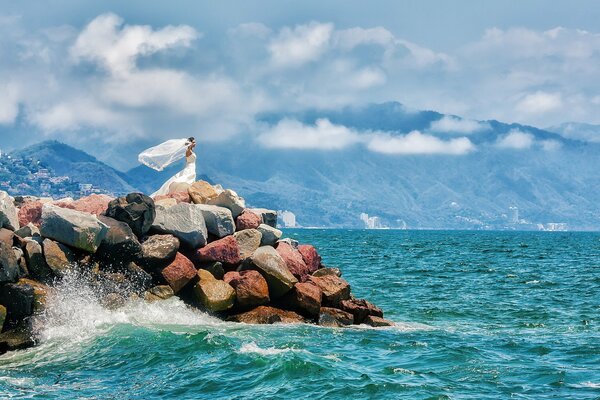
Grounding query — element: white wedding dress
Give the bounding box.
[150,152,196,197]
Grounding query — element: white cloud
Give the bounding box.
[334,27,394,50]
[429,116,490,134]
[0,82,20,124]
[70,13,198,75]
[541,139,562,151]
[258,118,361,150]
[268,22,333,67]
[516,91,563,114]
[367,130,475,155]
[496,129,535,149]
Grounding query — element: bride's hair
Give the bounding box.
[188,137,195,143]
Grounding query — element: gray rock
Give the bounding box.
[23,238,52,282]
[104,193,156,237]
[198,261,225,280]
[96,215,142,266]
[193,204,235,238]
[257,224,282,246]
[151,203,208,248]
[207,189,245,218]
[40,204,108,252]
[234,229,262,259]
[14,223,40,239]
[248,208,278,228]
[0,283,34,322]
[312,267,342,278]
[0,241,18,283]
[246,246,297,298]
[137,234,180,271]
[0,191,19,231]
[278,238,299,248]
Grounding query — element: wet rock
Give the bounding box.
[161,252,197,293]
[22,238,51,282]
[307,275,350,307]
[151,203,208,248]
[318,307,354,327]
[364,315,394,327]
[276,241,312,281]
[248,208,278,228]
[40,204,108,252]
[207,189,245,218]
[198,261,225,280]
[0,241,19,283]
[0,322,35,354]
[312,267,342,278]
[0,305,5,331]
[257,224,282,246]
[196,236,241,265]
[144,285,175,301]
[42,238,76,277]
[298,245,322,273]
[188,181,219,204]
[228,305,305,324]
[101,293,127,310]
[124,262,153,291]
[14,223,40,239]
[96,215,142,266]
[246,246,297,298]
[281,282,322,317]
[18,200,43,227]
[137,234,180,271]
[235,209,262,231]
[339,299,383,324]
[223,270,269,309]
[17,279,49,312]
[105,193,156,237]
[233,229,262,260]
[194,204,235,238]
[0,282,35,322]
[193,269,236,312]
[0,191,19,231]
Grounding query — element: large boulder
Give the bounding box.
[364,315,394,327]
[246,246,297,298]
[228,306,304,324]
[144,285,175,301]
[14,223,40,239]
[62,194,112,216]
[307,275,351,307]
[339,299,383,324]
[195,236,241,265]
[193,269,236,312]
[207,189,245,218]
[233,229,262,260]
[17,278,49,312]
[276,242,312,281]
[223,270,269,309]
[193,205,235,238]
[0,228,13,246]
[248,208,277,228]
[161,252,197,293]
[154,198,178,209]
[0,241,19,283]
[318,307,354,327]
[96,216,142,266]
[198,261,225,280]
[257,224,282,246]
[154,191,191,204]
[235,209,262,231]
[188,181,219,204]
[281,282,322,317]
[123,262,153,292]
[297,245,322,273]
[0,282,34,322]
[18,200,43,227]
[151,203,208,248]
[0,191,19,231]
[40,204,108,252]
[312,267,342,278]
[0,322,35,354]
[105,193,156,237]
[137,234,179,270]
[23,238,52,282]
[42,239,77,276]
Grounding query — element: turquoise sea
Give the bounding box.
[1,230,599,399]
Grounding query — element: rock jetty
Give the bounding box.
[0,182,392,354]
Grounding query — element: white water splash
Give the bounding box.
[238,342,300,356]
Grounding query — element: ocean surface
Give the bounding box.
[1,230,599,399]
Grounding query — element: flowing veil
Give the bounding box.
[138,138,190,171]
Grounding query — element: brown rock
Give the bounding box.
[0,228,13,246]
[137,234,179,270]
[318,307,354,327]
[17,278,49,312]
[0,322,35,354]
[101,293,127,310]
[42,238,76,276]
[144,285,175,301]
[364,315,394,327]
[235,209,262,231]
[161,252,197,293]
[276,242,311,281]
[18,200,43,227]
[188,181,219,204]
[307,275,350,307]
[282,282,322,317]
[233,229,262,260]
[224,270,269,309]
[154,198,178,208]
[228,305,305,324]
[246,246,297,298]
[312,267,342,278]
[198,261,225,280]
[193,269,236,312]
[0,305,5,332]
[339,298,383,324]
[297,245,322,273]
[195,236,241,265]
[70,194,113,216]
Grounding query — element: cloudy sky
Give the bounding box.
[1,0,599,169]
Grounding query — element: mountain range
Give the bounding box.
[10,102,600,230]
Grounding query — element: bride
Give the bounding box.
[138,137,197,197]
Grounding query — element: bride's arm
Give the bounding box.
[186,140,196,157]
